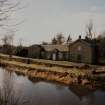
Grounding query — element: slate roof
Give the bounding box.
[28,44,45,51]
[41,39,96,52]
[69,38,96,48]
[41,45,69,52]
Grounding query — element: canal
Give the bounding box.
[0,67,105,105]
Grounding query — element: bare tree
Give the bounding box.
[86,20,95,39]
[0,0,25,56]
[0,0,22,28]
[51,37,57,45]
[0,70,29,105]
[1,30,15,56]
[56,33,65,44]
[18,38,23,47]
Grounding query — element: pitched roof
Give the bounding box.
[29,44,41,48]
[70,38,96,47]
[41,44,69,52]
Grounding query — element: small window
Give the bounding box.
[78,45,82,51]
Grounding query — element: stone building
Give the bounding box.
[4,36,104,65]
[96,44,105,64]
[69,36,97,64]
[15,37,105,64]
[41,45,69,61]
[40,36,100,64]
[28,44,45,59]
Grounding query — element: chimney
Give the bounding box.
[79,35,81,39]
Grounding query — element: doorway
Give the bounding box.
[77,54,82,63]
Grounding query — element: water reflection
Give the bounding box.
[69,85,95,105]
[0,68,105,105]
[0,68,29,105]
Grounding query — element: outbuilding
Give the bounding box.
[41,45,69,61]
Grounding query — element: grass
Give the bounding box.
[0,53,105,82]
[0,53,87,68]
[0,59,89,76]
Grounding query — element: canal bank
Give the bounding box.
[0,53,105,87]
[0,67,105,105]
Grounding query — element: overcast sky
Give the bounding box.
[11,0,105,45]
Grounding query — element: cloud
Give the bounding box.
[13,0,105,45]
[90,6,97,12]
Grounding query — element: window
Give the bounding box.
[78,45,82,51]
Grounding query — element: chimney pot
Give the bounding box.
[79,35,81,39]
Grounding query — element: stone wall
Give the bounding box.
[70,41,93,64]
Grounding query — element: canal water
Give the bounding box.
[0,67,105,105]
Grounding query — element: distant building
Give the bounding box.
[97,44,105,64]
[41,45,69,61]
[69,36,97,64]
[0,35,104,65]
[40,36,98,64]
[28,44,45,59]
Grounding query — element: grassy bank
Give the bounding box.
[0,53,105,88]
[0,53,96,68]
